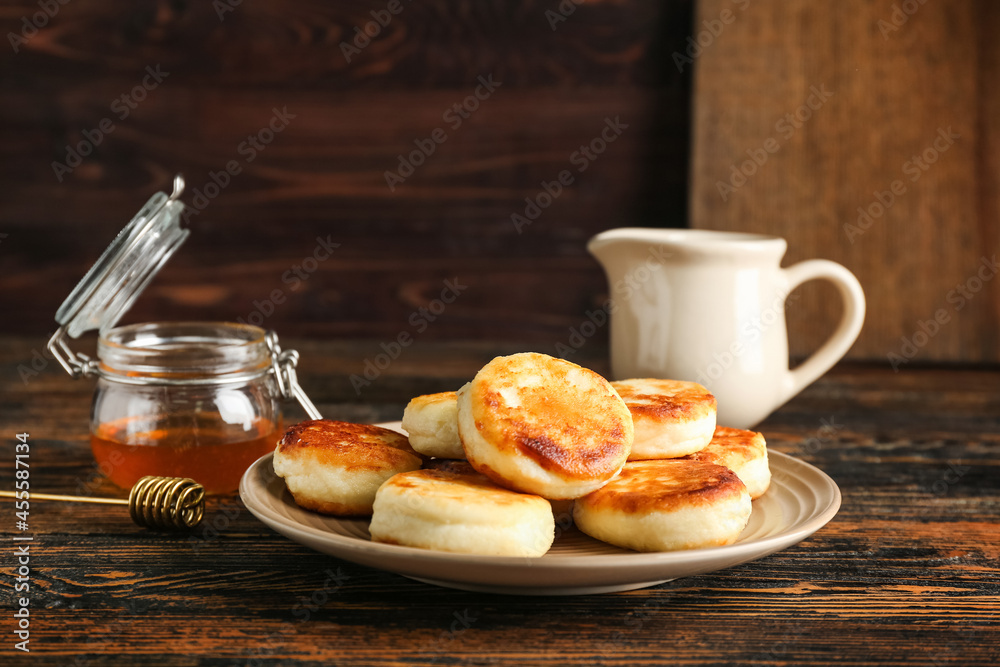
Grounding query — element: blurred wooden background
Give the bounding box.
[0,0,692,345]
[0,0,998,364]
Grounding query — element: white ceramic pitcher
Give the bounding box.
[588,228,865,428]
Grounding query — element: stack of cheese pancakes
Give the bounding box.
[274,353,770,556]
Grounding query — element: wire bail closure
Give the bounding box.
[47,326,99,379]
[266,330,323,420]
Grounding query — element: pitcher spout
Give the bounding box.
[587,227,656,270]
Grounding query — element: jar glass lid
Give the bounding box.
[55,175,189,338]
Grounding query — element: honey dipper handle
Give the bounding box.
[0,490,128,505]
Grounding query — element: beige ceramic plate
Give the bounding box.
[240,422,841,595]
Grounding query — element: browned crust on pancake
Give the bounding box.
[277,419,420,472]
[713,425,765,444]
[468,354,632,480]
[382,468,542,507]
[576,459,746,514]
[507,420,627,475]
[408,391,457,406]
[685,426,765,468]
[611,379,716,421]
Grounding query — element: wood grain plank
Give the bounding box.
[976,0,1000,360]
[690,0,999,363]
[0,5,690,340]
[0,0,666,88]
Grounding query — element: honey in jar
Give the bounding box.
[91,415,282,495]
[89,322,288,494]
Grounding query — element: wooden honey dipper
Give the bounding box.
[0,476,206,530]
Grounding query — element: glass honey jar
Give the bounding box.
[49,175,320,493]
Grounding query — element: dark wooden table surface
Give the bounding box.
[1,337,997,665]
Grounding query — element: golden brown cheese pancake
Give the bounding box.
[573,459,751,552]
[369,467,555,557]
[684,426,770,499]
[611,378,717,459]
[401,391,464,459]
[272,419,422,516]
[457,352,633,499]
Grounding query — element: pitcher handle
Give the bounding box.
[780,260,866,403]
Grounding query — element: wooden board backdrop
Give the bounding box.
[690,0,1000,363]
[0,0,692,344]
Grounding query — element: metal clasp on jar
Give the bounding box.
[48,326,100,379]
[265,331,322,420]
